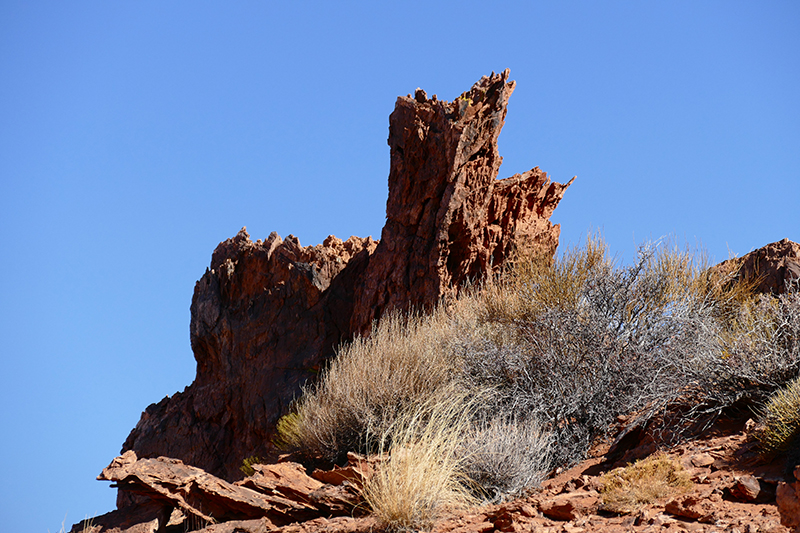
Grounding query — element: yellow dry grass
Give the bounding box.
[599,454,692,514]
[361,389,479,532]
[756,375,800,456]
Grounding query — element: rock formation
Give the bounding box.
[710,238,800,295]
[120,69,574,487]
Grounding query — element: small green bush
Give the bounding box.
[240,455,266,477]
[756,375,800,458]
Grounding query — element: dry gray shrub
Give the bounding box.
[458,415,552,502]
[281,232,799,500]
[467,237,721,468]
[680,281,800,423]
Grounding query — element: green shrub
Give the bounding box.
[240,455,266,477]
[756,375,800,459]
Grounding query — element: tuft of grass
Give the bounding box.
[755,375,800,458]
[279,299,482,462]
[240,455,265,477]
[361,389,479,532]
[599,455,692,514]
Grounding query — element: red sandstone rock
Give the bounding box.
[537,490,600,521]
[777,466,800,531]
[98,451,316,525]
[709,238,800,295]
[120,70,574,488]
[663,494,716,523]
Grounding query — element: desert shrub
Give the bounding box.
[361,389,479,532]
[468,236,719,468]
[755,374,800,460]
[279,298,483,462]
[281,231,798,502]
[458,414,551,502]
[599,454,692,514]
[680,283,800,424]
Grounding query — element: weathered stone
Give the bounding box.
[729,475,766,502]
[664,495,716,523]
[690,453,715,468]
[98,451,313,525]
[350,69,573,331]
[709,238,800,295]
[311,452,374,487]
[537,490,599,521]
[191,518,277,533]
[120,70,574,489]
[777,480,800,530]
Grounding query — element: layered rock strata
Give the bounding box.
[121,70,574,488]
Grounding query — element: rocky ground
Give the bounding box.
[72,414,800,533]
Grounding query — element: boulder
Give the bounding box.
[709,238,800,295]
[120,70,574,491]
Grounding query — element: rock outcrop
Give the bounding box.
[710,238,800,295]
[120,70,574,488]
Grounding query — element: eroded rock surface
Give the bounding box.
[710,238,800,294]
[120,70,574,485]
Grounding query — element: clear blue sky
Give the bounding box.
[1,2,798,531]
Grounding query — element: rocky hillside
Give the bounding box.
[71,72,800,533]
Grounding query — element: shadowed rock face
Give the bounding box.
[120,70,574,491]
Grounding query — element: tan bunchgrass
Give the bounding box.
[599,454,692,514]
[361,387,479,532]
[279,295,484,461]
[482,231,611,324]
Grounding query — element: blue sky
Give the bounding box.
[1,2,798,531]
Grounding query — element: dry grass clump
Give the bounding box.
[280,232,799,505]
[361,390,479,532]
[459,415,552,502]
[599,454,692,514]
[279,298,482,462]
[755,375,800,459]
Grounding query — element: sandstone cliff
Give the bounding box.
[120,69,574,486]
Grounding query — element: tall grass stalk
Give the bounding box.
[361,389,479,532]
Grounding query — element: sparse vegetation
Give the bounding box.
[278,233,800,517]
[755,374,800,460]
[599,454,692,514]
[279,301,483,463]
[360,389,479,532]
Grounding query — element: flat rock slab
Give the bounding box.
[98,451,318,525]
